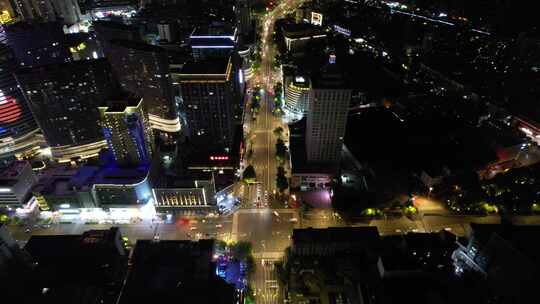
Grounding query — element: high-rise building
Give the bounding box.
[0,26,42,158]
[284,74,310,121]
[104,39,181,133]
[16,59,117,161]
[174,57,235,151]
[306,56,351,163]
[99,97,154,166]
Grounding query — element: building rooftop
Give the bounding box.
[190,37,235,47]
[118,239,236,303]
[282,22,326,39]
[109,38,166,53]
[469,223,540,264]
[293,226,380,245]
[23,227,127,302]
[179,57,231,75]
[102,95,142,112]
[191,24,236,38]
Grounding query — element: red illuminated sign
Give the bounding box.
[0,94,21,124]
[210,156,229,161]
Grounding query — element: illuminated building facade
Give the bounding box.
[282,23,326,53]
[284,75,310,120]
[99,97,154,167]
[0,26,42,158]
[174,57,235,150]
[79,0,138,19]
[105,39,180,133]
[92,166,153,206]
[190,25,237,61]
[0,160,37,208]
[306,58,351,163]
[16,59,117,161]
[153,178,217,214]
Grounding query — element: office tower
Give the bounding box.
[284,74,310,121]
[0,160,37,208]
[174,57,235,151]
[306,56,351,163]
[16,59,117,161]
[0,26,41,158]
[4,21,70,68]
[189,24,237,61]
[99,97,154,166]
[104,39,180,133]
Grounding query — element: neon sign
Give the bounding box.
[210,156,229,161]
[0,90,22,124]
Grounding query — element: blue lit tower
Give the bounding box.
[0,25,41,158]
[99,97,155,167]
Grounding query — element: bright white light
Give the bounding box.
[0,188,11,192]
[521,127,533,135]
[92,51,98,59]
[60,204,70,208]
[140,200,156,220]
[438,12,447,18]
[295,76,305,83]
[40,147,52,157]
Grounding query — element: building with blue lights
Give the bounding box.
[99,96,154,167]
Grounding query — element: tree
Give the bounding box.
[273,126,284,138]
[231,241,253,261]
[276,166,289,192]
[243,165,256,183]
[275,138,287,161]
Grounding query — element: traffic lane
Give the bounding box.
[235,211,295,253]
[7,216,234,243]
